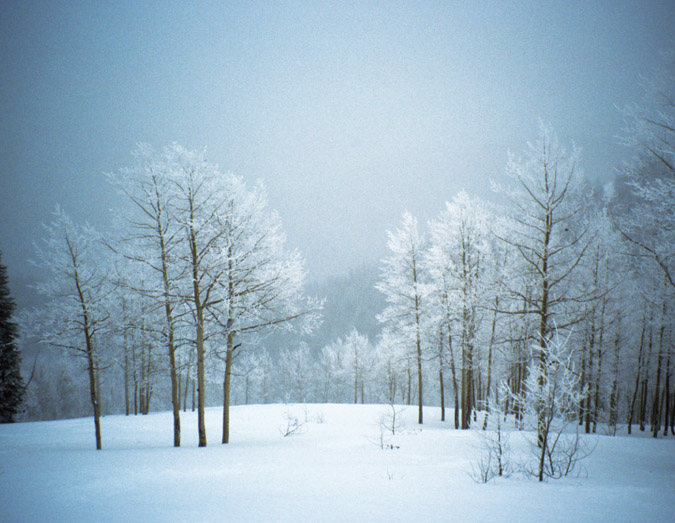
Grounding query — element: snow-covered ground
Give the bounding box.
[1,404,673,522]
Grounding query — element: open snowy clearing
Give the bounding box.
[1,404,673,522]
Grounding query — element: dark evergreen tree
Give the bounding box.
[0,251,24,422]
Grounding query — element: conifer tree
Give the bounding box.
[0,251,24,422]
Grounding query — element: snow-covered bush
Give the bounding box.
[511,332,594,481]
[470,385,512,483]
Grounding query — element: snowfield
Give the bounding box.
[1,404,673,522]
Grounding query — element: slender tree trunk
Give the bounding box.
[406,363,412,406]
[584,318,596,434]
[354,365,359,405]
[461,355,467,428]
[192,378,196,412]
[609,326,621,436]
[512,298,528,426]
[139,328,148,416]
[167,333,180,446]
[439,328,445,422]
[161,291,179,443]
[652,307,666,438]
[537,414,549,482]
[187,195,208,447]
[664,349,671,437]
[471,369,477,423]
[592,299,607,434]
[414,298,423,425]
[147,176,183,445]
[447,332,460,429]
[459,269,475,430]
[628,316,646,434]
[196,314,206,446]
[639,328,653,432]
[134,347,145,414]
[123,317,130,417]
[663,383,670,437]
[134,379,138,416]
[461,339,475,429]
[144,340,153,415]
[124,353,130,416]
[87,352,102,450]
[483,297,498,430]
[178,371,183,412]
[86,341,101,444]
[72,259,102,450]
[536,210,551,449]
[579,336,587,426]
[183,366,190,412]
[461,308,468,429]
[139,385,146,415]
[639,381,647,432]
[439,367,445,422]
[96,369,103,417]
[592,345,603,434]
[222,339,234,444]
[520,357,527,423]
[656,381,666,438]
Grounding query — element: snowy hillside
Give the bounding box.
[1,404,673,522]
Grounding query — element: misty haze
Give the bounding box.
[0,2,674,522]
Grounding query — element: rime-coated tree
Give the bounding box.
[207,176,318,444]
[377,211,426,424]
[344,329,371,404]
[372,329,407,405]
[319,338,349,403]
[621,259,673,438]
[614,60,675,437]
[511,332,589,482]
[495,123,592,447]
[278,343,315,403]
[471,383,512,483]
[616,56,675,290]
[0,251,24,423]
[231,350,265,405]
[31,207,113,449]
[426,191,492,429]
[113,271,163,417]
[160,145,233,447]
[573,209,626,434]
[141,144,317,445]
[107,145,187,447]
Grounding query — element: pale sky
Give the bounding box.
[1,1,674,305]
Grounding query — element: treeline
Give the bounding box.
[264,68,675,447]
[230,74,675,444]
[23,145,319,449]
[17,60,674,452]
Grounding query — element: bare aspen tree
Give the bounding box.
[164,146,235,447]
[32,207,113,449]
[495,123,592,447]
[377,212,426,424]
[426,192,492,429]
[616,57,675,290]
[108,146,188,447]
[203,177,318,444]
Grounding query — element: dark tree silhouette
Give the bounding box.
[0,251,24,422]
